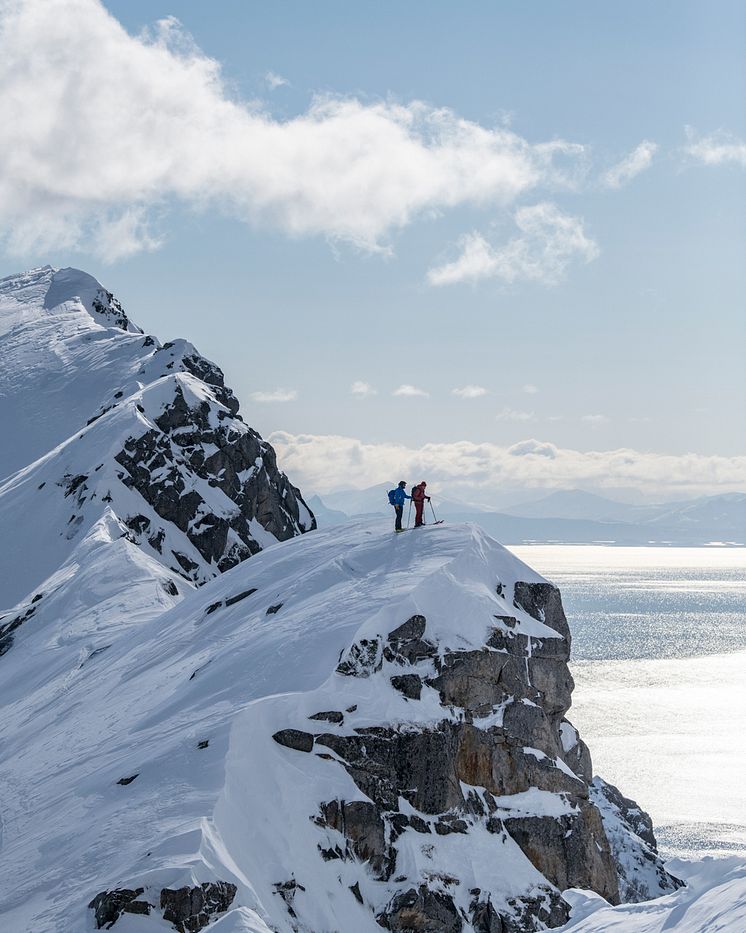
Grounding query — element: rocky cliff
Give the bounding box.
[0,518,682,931]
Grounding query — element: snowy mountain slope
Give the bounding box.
[0,266,314,610]
[560,857,746,932]
[0,265,150,480]
[0,521,678,932]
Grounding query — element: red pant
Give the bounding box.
[414,499,425,525]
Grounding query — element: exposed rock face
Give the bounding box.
[114,379,313,580]
[88,881,236,931]
[274,584,677,931]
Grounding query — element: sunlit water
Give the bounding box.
[509,546,746,859]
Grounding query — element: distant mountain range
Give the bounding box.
[311,486,746,546]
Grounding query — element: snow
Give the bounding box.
[559,857,746,932]
[0,519,576,931]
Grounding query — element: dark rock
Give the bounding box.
[513,582,570,641]
[350,881,364,904]
[88,887,149,928]
[309,710,344,724]
[205,601,223,615]
[116,774,139,786]
[470,898,503,933]
[379,885,463,932]
[504,806,620,904]
[434,816,468,835]
[197,740,209,749]
[63,473,88,498]
[112,376,315,585]
[318,799,393,880]
[428,649,511,716]
[162,579,179,596]
[384,614,437,665]
[125,514,150,535]
[409,815,431,834]
[388,615,427,642]
[503,891,570,932]
[273,879,305,918]
[336,637,382,677]
[266,603,283,615]
[390,674,423,700]
[31,593,43,603]
[273,729,314,753]
[160,881,237,931]
[225,587,257,606]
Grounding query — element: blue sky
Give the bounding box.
[0,0,744,499]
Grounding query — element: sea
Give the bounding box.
[509,545,746,860]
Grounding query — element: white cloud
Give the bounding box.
[684,128,746,167]
[581,414,609,425]
[602,140,658,188]
[496,407,535,422]
[0,0,589,262]
[351,381,377,397]
[522,384,539,394]
[264,70,289,90]
[249,388,297,402]
[427,203,598,287]
[268,430,746,498]
[393,384,429,398]
[452,385,487,398]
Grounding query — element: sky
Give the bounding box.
[0,0,744,502]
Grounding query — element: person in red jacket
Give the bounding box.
[411,481,431,527]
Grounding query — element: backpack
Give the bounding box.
[387,489,397,506]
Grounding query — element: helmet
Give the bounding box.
[398,480,407,487]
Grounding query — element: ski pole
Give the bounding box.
[429,500,438,523]
[407,499,412,529]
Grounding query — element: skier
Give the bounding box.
[411,481,431,527]
[388,481,411,533]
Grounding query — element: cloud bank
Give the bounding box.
[427,203,598,286]
[0,0,588,262]
[268,431,746,498]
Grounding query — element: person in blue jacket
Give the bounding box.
[389,480,411,532]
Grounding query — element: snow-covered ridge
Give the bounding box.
[0,521,679,931]
[0,266,314,613]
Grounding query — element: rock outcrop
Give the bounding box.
[272,581,680,931]
[88,881,237,931]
